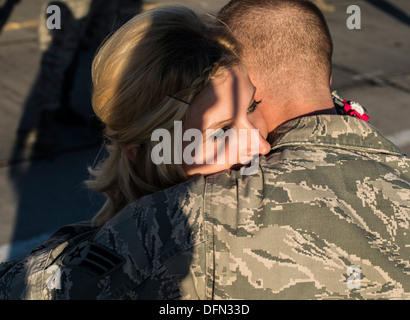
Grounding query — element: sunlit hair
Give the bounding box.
[85,5,241,227]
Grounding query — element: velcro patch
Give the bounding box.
[63,242,124,278]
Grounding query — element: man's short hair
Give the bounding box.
[218,0,333,91]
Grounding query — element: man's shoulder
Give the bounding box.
[74,176,208,297]
[94,175,207,239]
[13,177,208,300]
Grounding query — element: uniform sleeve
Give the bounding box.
[0,222,97,300]
[42,178,207,300]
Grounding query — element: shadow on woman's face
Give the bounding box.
[181,65,271,177]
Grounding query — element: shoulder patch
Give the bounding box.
[62,242,124,278]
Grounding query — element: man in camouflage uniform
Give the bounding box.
[0,0,409,299]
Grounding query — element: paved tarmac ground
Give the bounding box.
[0,0,409,262]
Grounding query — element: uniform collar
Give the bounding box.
[268,115,403,155]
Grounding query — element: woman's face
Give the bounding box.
[182,65,271,176]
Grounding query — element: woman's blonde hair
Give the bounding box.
[86,5,241,227]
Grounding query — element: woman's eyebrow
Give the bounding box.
[203,86,257,132]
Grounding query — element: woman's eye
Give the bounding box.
[247,99,262,114]
[212,126,231,140]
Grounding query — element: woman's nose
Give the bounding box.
[238,125,270,166]
[258,133,271,155]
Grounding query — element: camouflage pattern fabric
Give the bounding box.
[1,111,409,299]
[0,221,97,299]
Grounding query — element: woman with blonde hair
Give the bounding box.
[86,5,271,227]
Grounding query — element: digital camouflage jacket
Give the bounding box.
[1,112,409,299]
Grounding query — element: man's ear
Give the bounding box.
[125,143,141,162]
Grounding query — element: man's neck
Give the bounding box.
[262,91,336,133]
